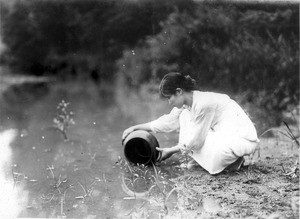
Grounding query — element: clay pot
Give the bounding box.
[123,130,161,165]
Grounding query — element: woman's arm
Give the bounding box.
[122,107,182,143]
[122,122,152,143]
[156,144,182,162]
[183,109,215,154]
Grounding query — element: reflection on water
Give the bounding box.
[118,160,180,218]
[0,82,50,130]
[0,80,183,218]
[0,129,28,218]
[0,80,224,218]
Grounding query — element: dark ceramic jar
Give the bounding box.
[123,130,161,165]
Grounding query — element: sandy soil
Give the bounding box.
[161,136,299,219]
[118,132,299,219]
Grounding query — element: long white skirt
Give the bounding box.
[178,105,259,175]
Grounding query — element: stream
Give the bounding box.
[0,79,185,218]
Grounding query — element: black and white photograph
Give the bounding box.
[0,0,299,218]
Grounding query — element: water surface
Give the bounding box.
[0,80,184,218]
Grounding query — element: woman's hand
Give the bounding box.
[122,126,135,144]
[122,123,152,145]
[156,147,174,162]
[156,145,181,162]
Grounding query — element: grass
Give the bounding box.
[12,170,26,189]
[41,165,74,204]
[257,117,299,181]
[116,125,299,218]
[75,181,95,203]
[281,159,299,179]
[116,157,205,217]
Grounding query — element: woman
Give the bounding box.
[122,72,259,174]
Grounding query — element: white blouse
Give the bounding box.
[150,91,259,153]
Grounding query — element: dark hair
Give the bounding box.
[159,72,197,97]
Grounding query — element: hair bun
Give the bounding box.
[159,72,197,96]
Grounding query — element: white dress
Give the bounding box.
[150,91,259,174]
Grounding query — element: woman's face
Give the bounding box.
[166,89,184,108]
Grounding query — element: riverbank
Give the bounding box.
[0,75,298,218]
[116,83,299,218]
[164,137,299,218]
[0,66,52,94]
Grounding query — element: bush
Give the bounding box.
[117,3,299,127]
[1,0,195,79]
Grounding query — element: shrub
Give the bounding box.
[116,3,299,127]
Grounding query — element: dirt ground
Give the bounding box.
[162,137,299,219]
[118,133,299,219]
[118,86,300,219]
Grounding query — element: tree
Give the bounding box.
[116,2,299,127]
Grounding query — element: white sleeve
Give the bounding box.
[150,107,183,133]
[184,107,215,153]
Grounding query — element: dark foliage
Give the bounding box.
[1,1,298,128]
[1,0,195,80]
[116,2,299,128]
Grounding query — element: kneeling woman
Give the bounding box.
[122,72,259,175]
